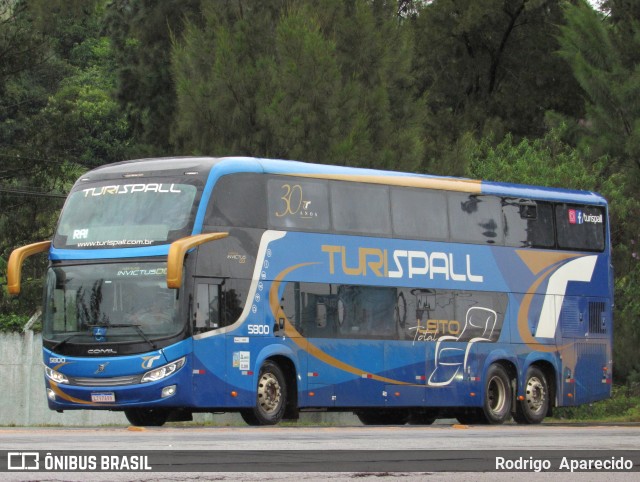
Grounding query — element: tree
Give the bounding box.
[412,0,585,175]
[0,1,132,323]
[558,0,640,172]
[104,0,201,156]
[172,0,424,169]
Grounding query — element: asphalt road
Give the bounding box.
[1,422,639,481]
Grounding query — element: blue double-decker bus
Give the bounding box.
[7,156,612,426]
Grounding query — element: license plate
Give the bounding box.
[91,392,115,403]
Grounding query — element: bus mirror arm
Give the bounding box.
[6,241,52,295]
[166,233,229,289]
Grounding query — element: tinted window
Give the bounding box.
[555,204,606,251]
[331,182,391,235]
[336,285,398,338]
[402,289,455,341]
[448,194,503,245]
[206,174,266,228]
[281,282,507,342]
[401,289,505,342]
[55,180,198,248]
[268,178,330,230]
[195,283,220,333]
[289,282,339,338]
[503,200,554,248]
[454,291,506,342]
[391,188,448,240]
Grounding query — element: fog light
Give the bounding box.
[47,388,56,401]
[161,385,177,398]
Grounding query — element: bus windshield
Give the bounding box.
[54,178,199,249]
[43,262,182,344]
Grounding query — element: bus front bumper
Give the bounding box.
[44,363,193,411]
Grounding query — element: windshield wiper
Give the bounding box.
[87,324,157,351]
[51,333,84,352]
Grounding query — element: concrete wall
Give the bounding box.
[0,332,357,426]
[0,331,125,426]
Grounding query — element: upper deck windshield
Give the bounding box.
[43,262,183,348]
[54,177,199,249]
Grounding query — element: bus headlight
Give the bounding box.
[44,366,69,384]
[141,357,186,383]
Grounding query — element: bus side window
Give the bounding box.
[195,283,220,333]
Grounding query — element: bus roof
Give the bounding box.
[83,156,607,206]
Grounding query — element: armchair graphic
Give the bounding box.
[427,307,498,387]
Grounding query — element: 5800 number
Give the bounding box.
[247,324,270,335]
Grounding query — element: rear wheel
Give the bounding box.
[513,366,548,424]
[481,364,512,424]
[240,361,287,426]
[124,408,169,427]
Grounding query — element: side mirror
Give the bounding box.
[6,241,51,295]
[166,233,228,289]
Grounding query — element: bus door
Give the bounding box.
[191,278,227,406]
[281,282,334,408]
[558,295,611,405]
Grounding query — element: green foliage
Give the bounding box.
[465,127,600,190]
[558,1,640,169]
[172,0,424,169]
[0,0,127,320]
[33,43,131,168]
[554,385,640,422]
[0,313,30,333]
[104,0,201,155]
[412,0,584,175]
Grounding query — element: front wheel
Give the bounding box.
[124,408,169,427]
[481,364,512,424]
[513,366,548,424]
[240,361,287,426]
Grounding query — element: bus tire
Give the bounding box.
[240,361,287,426]
[124,408,169,427]
[482,364,512,424]
[513,366,548,424]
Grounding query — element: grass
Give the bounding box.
[551,385,640,423]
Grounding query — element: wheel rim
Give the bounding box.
[525,376,546,414]
[487,375,507,415]
[257,372,282,414]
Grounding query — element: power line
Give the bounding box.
[0,186,67,199]
[0,152,92,169]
